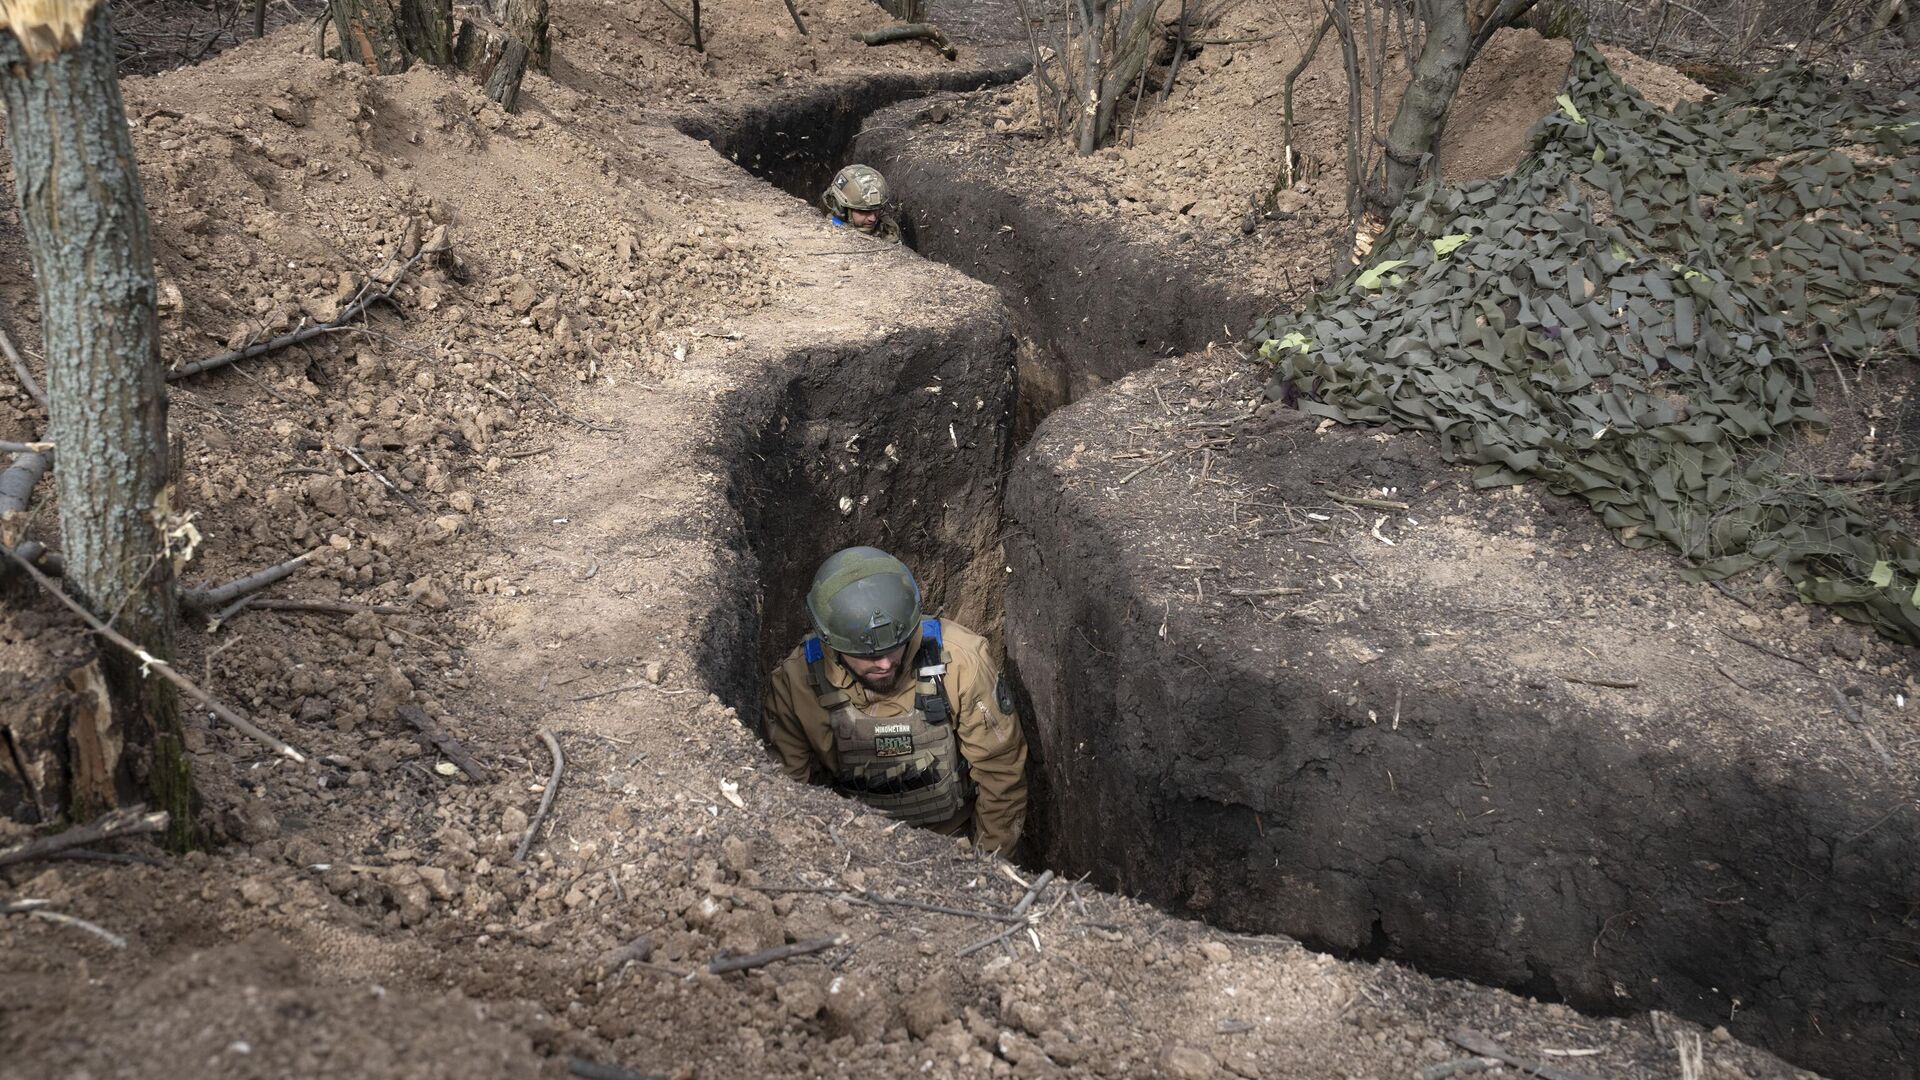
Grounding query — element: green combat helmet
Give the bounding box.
[806,546,921,657]
[823,164,891,219]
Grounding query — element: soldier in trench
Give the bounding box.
[763,546,1028,856]
[821,164,906,244]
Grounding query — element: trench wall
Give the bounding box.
[852,98,1275,425]
[706,314,1017,730]
[1005,401,1920,1080]
[675,64,1029,211]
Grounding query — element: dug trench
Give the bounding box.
[701,84,1920,1079]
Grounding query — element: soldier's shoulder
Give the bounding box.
[933,619,996,667]
[771,640,816,681]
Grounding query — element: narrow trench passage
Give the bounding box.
[684,72,1919,1080]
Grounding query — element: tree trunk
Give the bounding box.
[0,0,192,844]
[487,0,548,70]
[454,15,529,110]
[330,0,452,73]
[1360,0,1536,226]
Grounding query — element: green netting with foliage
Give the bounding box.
[1251,50,1920,643]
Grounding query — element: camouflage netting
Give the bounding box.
[1252,50,1920,643]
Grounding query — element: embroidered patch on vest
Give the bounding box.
[872,722,914,757]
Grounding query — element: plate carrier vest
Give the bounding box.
[803,618,969,825]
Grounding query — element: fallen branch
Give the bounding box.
[0,806,169,870]
[778,0,807,35]
[0,321,46,409]
[512,729,564,862]
[1328,493,1410,511]
[853,22,956,59]
[1560,673,1640,689]
[23,908,127,949]
[181,549,320,613]
[168,248,431,382]
[595,933,656,973]
[0,545,308,763]
[0,449,50,517]
[958,869,1056,956]
[398,703,490,782]
[0,440,53,454]
[708,933,847,974]
[1447,1029,1600,1080]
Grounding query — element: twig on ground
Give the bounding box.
[1825,683,1898,769]
[0,449,50,517]
[779,0,808,36]
[595,934,656,973]
[1720,631,1896,768]
[958,869,1056,957]
[1560,673,1641,689]
[0,806,170,870]
[169,249,430,381]
[21,908,128,948]
[513,730,565,862]
[182,549,320,613]
[1447,1029,1600,1080]
[567,1059,667,1080]
[339,445,425,512]
[1226,586,1305,597]
[398,704,490,781]
[572,681,692,702]
[0,545,308,763]
[853,23,956,59]
[1329,493,1410,511]
[0,321,46,409]
[708,933,848,974]
[0,440,53,455]
[1116,452,1175,485]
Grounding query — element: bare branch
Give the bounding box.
[0,806,169,870]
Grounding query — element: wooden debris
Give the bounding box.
[512,729,564,862]
[708,933,848,975]
[958,869,1056,957]
[1,545,307,763]
[0,805,169,870]
[181,549,320,614]
[170,248,431,381]
[853,22,955,59]
[398,704,489,782]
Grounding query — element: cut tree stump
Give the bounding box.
[454,15,528,110]
[0,656,122,825]
[485,0,548,70]
[330,0,454,73]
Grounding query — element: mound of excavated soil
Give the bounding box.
[1006,346,1918,1079]
[0,1,1827,1079]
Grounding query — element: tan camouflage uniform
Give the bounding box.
[764,618,1028,855]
